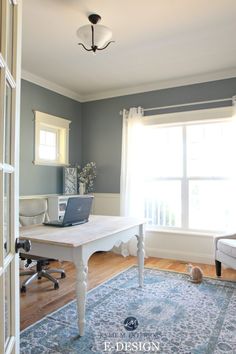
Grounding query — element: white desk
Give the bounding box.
[19,215,146,336]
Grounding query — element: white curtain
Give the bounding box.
[118,107,145,256]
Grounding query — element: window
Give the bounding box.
[143,107,236,233]
[34,111,71,166]
[39,128,57,161]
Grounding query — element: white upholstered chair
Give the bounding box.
[214,233,236,276]
[20,198,66,292]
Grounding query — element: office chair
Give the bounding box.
[20,198,66,292]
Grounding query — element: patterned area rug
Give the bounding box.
[21,267,236,354]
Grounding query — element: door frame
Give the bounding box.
[0,1,22,353]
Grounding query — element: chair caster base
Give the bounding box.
[54,282,59,290]
[21,286,26,293]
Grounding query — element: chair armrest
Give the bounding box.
[20,253,48,261]
[214,233,236,251]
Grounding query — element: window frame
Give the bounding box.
[143,106,234,233]
[34,111,71,166]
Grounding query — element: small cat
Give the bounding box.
[187,264,203,283]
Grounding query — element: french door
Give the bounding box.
[0,1,22,353]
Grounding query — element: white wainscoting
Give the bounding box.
[92,193,215,264]
[92,193,120,216]
[20,193,215,264]
[145,232,214,265]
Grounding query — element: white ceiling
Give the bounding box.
[22,0,236,102]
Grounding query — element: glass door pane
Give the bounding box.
[5,83,12,164]
[6,2,14,73]
[4,173,11,257]
[4,264,11,349]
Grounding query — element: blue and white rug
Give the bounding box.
[20,267,236,354]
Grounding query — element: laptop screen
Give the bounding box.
[63,196,93,225]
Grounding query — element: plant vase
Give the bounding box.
[79,182,86,195]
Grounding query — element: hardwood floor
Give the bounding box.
[20,252,236,330]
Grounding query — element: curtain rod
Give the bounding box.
[119,97,235,115]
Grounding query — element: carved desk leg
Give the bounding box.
[75,261,88,336]
[136,224,144,288]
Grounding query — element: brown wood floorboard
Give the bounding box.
[20,252,236,330]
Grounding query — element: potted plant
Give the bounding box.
[77,162,96,194]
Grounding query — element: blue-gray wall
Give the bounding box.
[81,78,236,193]
[20,77,236,195]
[20,80,82,195]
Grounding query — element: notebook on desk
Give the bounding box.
[44,196,93,227]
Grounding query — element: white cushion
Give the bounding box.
[19,213,46,226]
[218,239,236,258]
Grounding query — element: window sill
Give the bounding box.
[146,226,220,238]
[33,160,69,167]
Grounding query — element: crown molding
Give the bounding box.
[21,70,83,102]
[81,68,236,102]
[21,67,236,103]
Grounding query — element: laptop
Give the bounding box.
[44,196,93,227]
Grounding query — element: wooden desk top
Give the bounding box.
[19,215,146,248]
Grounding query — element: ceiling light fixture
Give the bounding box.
[77,14,114,53]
